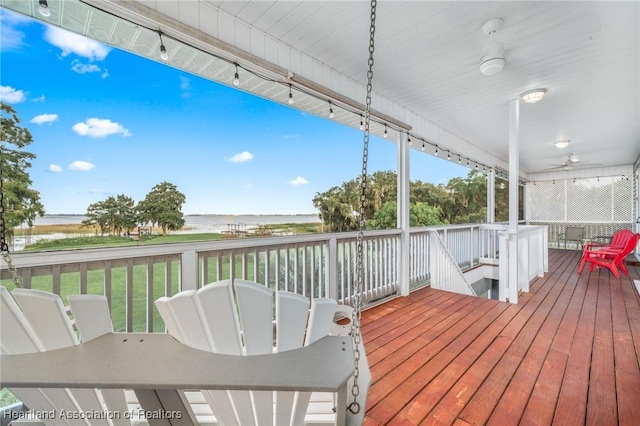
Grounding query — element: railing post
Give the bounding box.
[181,249,198,291]
[328,237,338,301]
[429,232,439,289]
[519,232,529,293]
[498,232,509,303]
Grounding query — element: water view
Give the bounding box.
[31,214,320,233]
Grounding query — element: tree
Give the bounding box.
[0,103,45,241]
[314,169,493,231]
[137,181,186,235]
[369,201,445,229]
[82,194,138,235]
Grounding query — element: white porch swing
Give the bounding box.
[0,1,379,424]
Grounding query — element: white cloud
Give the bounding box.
[89,189,111,195]
[0,10,29,52]
[0,85,26,103]
[284,134,299,139]
[44,26,110,61]
[180,76,191,91]
[101,69,110,79]
[71,61,102,74]
[69,161,95,171]
[225,151,254,163]
[72,118,131,138]
[288,176,309,186]
[32,95,46,103]
[47,164,63,173]
[30,113,59,125]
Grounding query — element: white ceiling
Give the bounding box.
[4,0,639,175]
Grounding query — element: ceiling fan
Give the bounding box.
[545,154,601,171]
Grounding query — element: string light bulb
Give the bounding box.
[288,84,294,104]
[383,124,388,138]
[434,146,439,156]
[158,31,168,60]
[447,152,451,161]
[408,135,412,145]
[329,101,334,118]
[233,64,240,86]
[458,156,462,164]
[421,142,426,151]
[39,0,50,17]
[359,115,364,130]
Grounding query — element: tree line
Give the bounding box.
[312,170,516,231]
[82,182,186,236]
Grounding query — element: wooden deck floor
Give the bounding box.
[361,249,640,425]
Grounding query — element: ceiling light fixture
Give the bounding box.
[233,64,240,86]
[328,101,334,118]
[554,139,570,149]
[157,30,168,61]
[38,0,50,17]
[480,19,505,76]
[359,115,364,130]
[520,88,547,104]
[383,124,388,138]
[288,84,294,104]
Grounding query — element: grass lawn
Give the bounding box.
[2,224,323,332]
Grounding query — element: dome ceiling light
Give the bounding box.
[480,19,506,76]
[520,88,547,103]
[554,140,571,149]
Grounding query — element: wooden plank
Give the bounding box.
[384,301,509,424]
[609,275,640,425]
[485,248,581,424]
[586,272,617,425]
[359,248,640,426]
[456,250,574,425]
[520,254,590,425]
[366,297,495,423]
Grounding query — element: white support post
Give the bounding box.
[180,249,198,291]
[397,131,411,296]
[487,168,496,223]
[508,98,520,303]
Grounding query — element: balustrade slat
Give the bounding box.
[146,258,154,333]
[52,265,61,296]
[126,259,134,332]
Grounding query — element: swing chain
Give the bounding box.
[348,0,377,416]
[0,161,23,288]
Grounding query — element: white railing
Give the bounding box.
[0,230,400,332]
[408,224,505,287]
[498,225,549,303]
[428,231,476,296]
[1,223,532,331]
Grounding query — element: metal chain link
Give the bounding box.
[347,0,377,416]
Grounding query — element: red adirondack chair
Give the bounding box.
[579,233,640,278]
[578,229,634,274]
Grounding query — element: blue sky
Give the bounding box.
[0,8,469,215]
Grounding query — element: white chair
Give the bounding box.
[1,286,148,426]
[155,279,370,425]
[1,283,370,425]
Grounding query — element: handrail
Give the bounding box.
[428,231,476,296]
[0,223,525,330]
